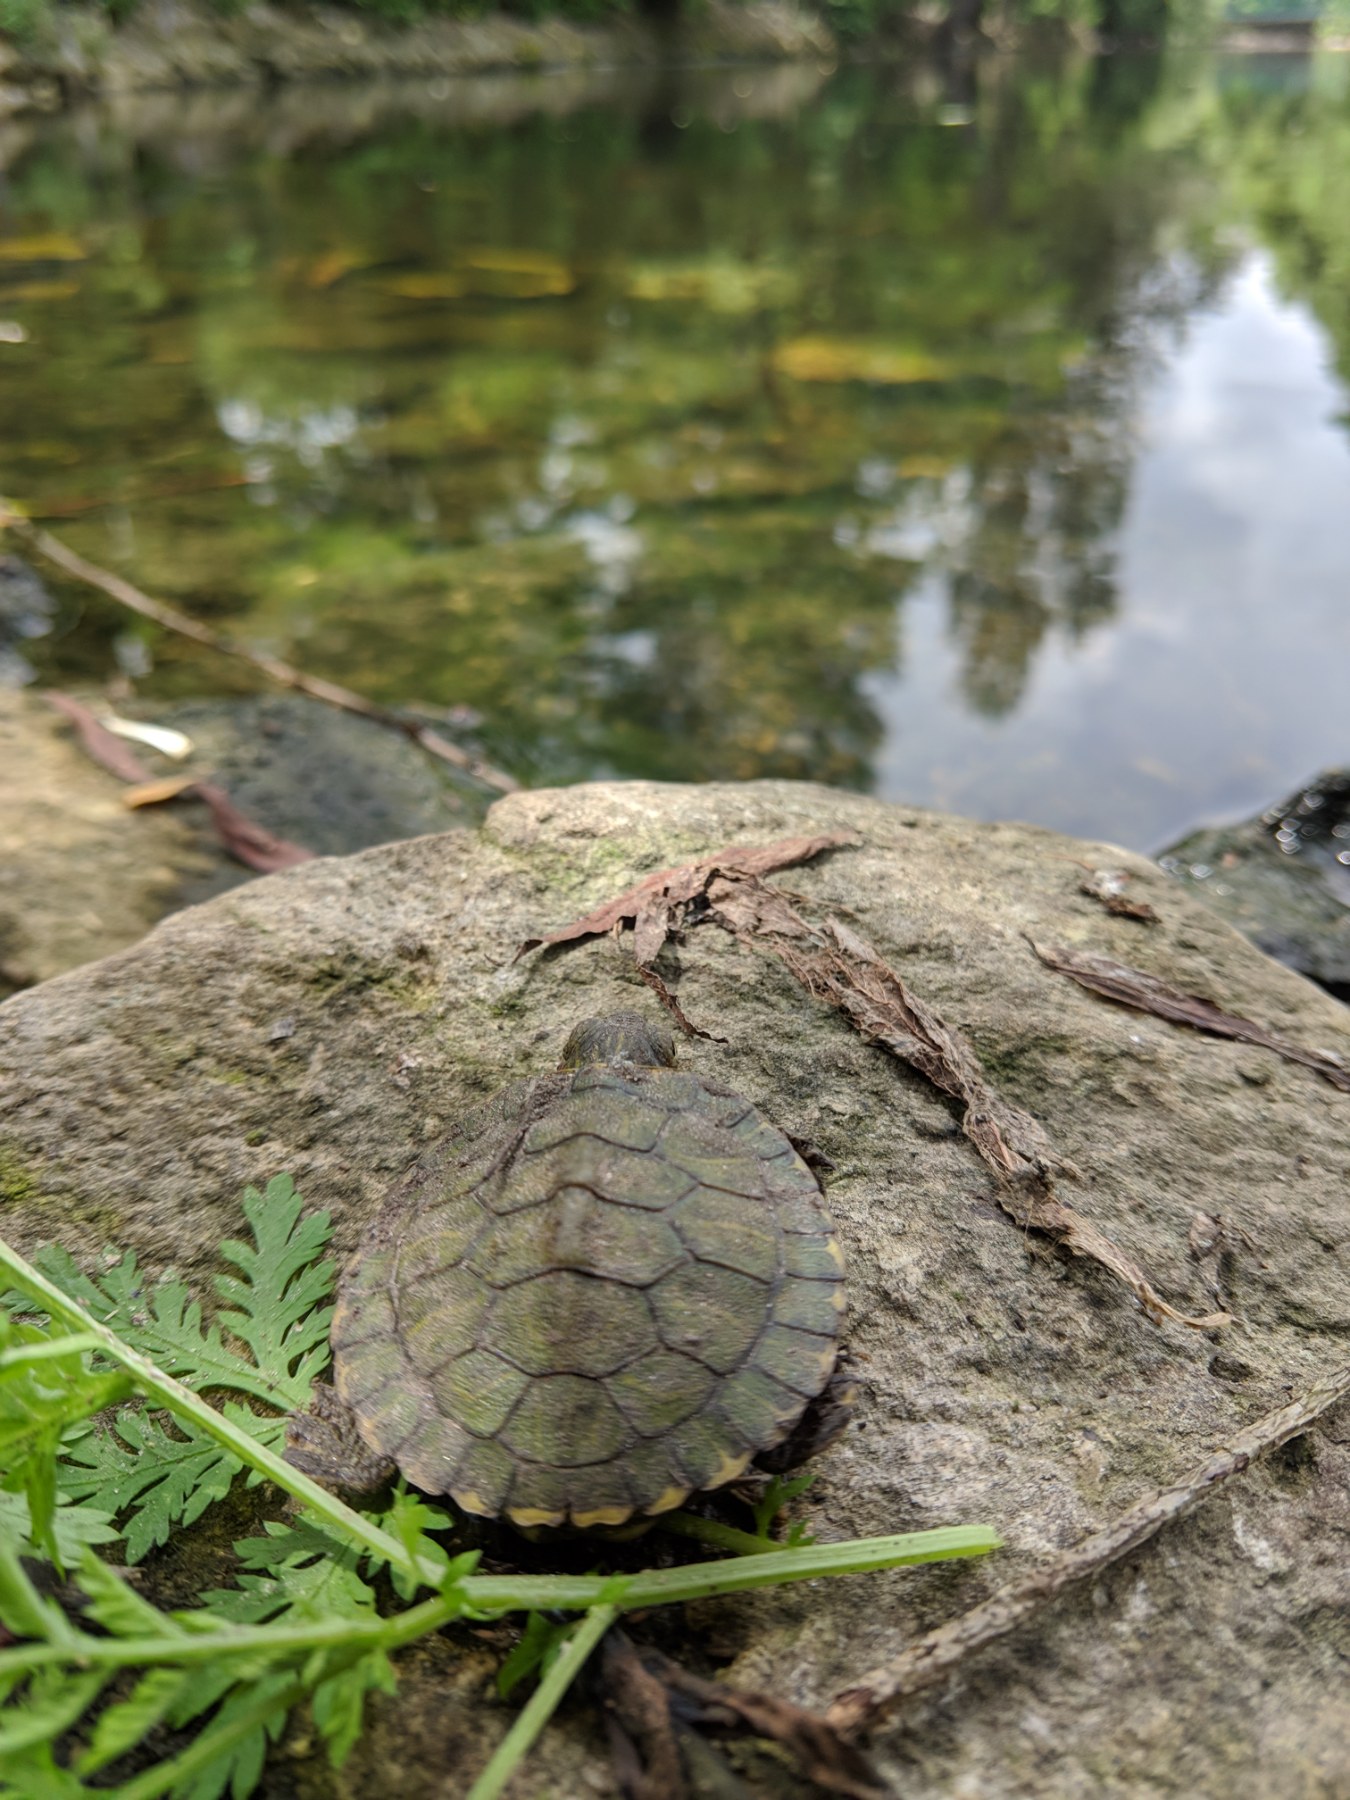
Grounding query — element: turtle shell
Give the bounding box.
[331,1059,845,1529]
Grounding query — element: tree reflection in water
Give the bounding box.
[1,46,1347,840]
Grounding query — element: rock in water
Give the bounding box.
[2,780,1348,1797]
[1160,767,1350,1002]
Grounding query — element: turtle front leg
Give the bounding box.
[285,1382,398,1503]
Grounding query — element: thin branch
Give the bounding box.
[827,1364,1350,1736]
[0,503,518,795]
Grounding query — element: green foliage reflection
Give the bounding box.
[1,50,1347,794]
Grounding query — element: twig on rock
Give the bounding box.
[767,914,1225,1332]
[827,1364,1350,1736]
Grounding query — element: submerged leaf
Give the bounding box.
[43,691,151,784]
[772,336,953,385]
[101,713,193,760]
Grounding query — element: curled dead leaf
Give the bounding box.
[1030,939,1349,1092]
[516,832,859,962]
[1078,867,1160,923]
[44,690,151,784]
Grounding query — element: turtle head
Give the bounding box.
[560,1011,677,1071]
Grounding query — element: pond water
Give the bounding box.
[2,46,1348,850]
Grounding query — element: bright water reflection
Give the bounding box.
[1,49,1347,848]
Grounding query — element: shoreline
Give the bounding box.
[0,0,836,116]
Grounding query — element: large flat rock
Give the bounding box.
[2,780,1348,1797]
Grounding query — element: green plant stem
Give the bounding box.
[1,1233,1000,1620]
[0,1237,443,1588]
[493,1526,1000,1612]
[0,1589,467,1678]
[0,1332,107,1366]
[466,1603,619,1800]
[660,1510,783,1555]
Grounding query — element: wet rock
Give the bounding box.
[2,779,1348,1795]
[1160,768,1350,1001]
[0,687,209,998]
[144,694,490,907]
[0,553,55,687]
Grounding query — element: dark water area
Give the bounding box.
[1,47,1347,850]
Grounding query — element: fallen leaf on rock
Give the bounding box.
[101,712,193,759]
[45,690,314,872]
[44,690,151,784]
[123,775,198,808]
[1030,940,1349,1092]
[189,783,315,873]
[767,915,1224,1332]
[1078,867,1159,923]
[653,1648,888,1800]
[633,962,726,1044]
[515,832,858,962]
[602,1632,685,1800]
[525,845,1224,1331]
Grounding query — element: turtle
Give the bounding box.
[286,1010,849,1530]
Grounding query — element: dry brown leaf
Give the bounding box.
[764,917,1223,1331]
[44,690,151,784]
[602,1633,687,1800]
[192,783,315,874]
[524,845,1224,1332]
[516,832,858,961]
[1078,867,1160,923]
[1031,940,1349,1092]
[123,775,198,808]
[649,1651,888,1800]
[632,962,726,1044]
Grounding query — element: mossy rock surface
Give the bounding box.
[2,778,1349,1797]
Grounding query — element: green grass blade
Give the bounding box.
[466,1604,618,1800]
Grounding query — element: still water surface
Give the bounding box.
[2,50,1347,849]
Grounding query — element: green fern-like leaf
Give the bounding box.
[31,1178,332,1560]
[212,1177,336,1401]
[311,1650,397,1768]
[0,1740,90,1797]
[0,1490,119,1559]
[32,1178,333,1411]
[203,1520,377,1627]
[57,1405,285,1564]
[496,1611,573,1700]
[167,1674,295,1800]
[0,1312,131,1568]
[76,1667,191,1778]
